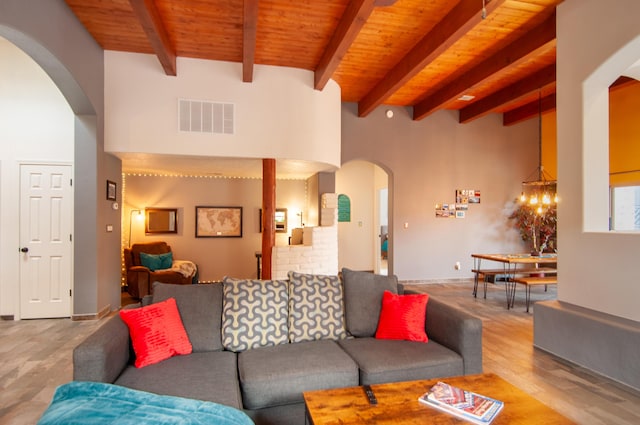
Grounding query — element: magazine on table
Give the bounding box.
[419,381,504,425]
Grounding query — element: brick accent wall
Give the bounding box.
[272,194,338,279]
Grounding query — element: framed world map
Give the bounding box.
[195,206,243,238]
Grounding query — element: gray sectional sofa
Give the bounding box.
[73,269,482,425]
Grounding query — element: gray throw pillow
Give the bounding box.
[341,268,398,337]
[221,278,289,352]
[288,271,347,343]
[151,282,223,352]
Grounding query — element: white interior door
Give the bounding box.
[19,164,72,319]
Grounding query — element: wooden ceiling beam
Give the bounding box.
[459,64,556,124]
[243,0,259,82]
[129,0,176,76]
[358,0,507,117]
[503,93,556,126]
[413,10,557,121]
[374,0,398,6]
[314,0,376,91]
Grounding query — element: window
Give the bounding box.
[610,185,640,230]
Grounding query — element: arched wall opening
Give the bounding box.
[336,160,393,275]
[0,0,118,319]
[582,34,640,232]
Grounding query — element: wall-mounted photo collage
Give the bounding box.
[435,189,481,219]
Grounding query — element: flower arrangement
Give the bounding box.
[508,201,557,254]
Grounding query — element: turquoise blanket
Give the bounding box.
[38,381,254,425]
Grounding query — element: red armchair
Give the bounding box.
[124,241,197,299]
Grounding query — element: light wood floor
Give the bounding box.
[1,281,638,424]
[405,282,640,425]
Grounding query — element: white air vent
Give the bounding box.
[179,99,234,134]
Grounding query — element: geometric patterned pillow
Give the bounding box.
[287,271,347,343]
[221,277,289,352]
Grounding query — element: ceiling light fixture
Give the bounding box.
[519,90,558,212]
[481,0,487,19]
[458,94,475,101]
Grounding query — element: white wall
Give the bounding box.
[104,52,342,171]
[0,37,74,316]
[556,0,640,321]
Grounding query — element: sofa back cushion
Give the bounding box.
[288,271,347,343]
[341,268,399,337]
[221,278,289,352]
[152,282,223,352]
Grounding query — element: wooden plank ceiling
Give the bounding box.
[65,0,564,126]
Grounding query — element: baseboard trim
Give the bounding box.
[400,278,473,284]
[72,303,111,321]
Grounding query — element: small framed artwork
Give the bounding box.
[145,208,178,234]
[456,189,481,204]
[196,206,243,238]
[106,180,117,201]
[259,208,288,233]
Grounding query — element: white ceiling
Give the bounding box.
[117,153,338,180]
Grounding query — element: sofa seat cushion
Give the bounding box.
[152,282,224,352]
[338,337,464,385]
[238,339,358,409]
[115,351,243,410]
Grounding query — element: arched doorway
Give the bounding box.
[335,160,392,275]
[0,8,114,319]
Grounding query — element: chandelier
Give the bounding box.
[520,166,557,214]
[519,91,558,214]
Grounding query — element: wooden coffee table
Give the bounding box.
[304,373,575,424]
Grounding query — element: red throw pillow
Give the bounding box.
[119,298,192,368]
[375,290,429,342]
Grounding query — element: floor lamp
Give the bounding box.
[128,209,143,247]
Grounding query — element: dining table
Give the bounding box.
[471,253,558,309]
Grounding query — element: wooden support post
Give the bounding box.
[261,158,276,279]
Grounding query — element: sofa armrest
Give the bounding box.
[409,293,483,375]
[127,266,151,299]
[129,265,150,272]
[73,313,131,383]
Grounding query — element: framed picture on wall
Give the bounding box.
[145,208,178,234]
[196,206,243,238]
[106,180,117,201]
[259,208,288,233]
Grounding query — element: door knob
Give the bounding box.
[20,247,29,253]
